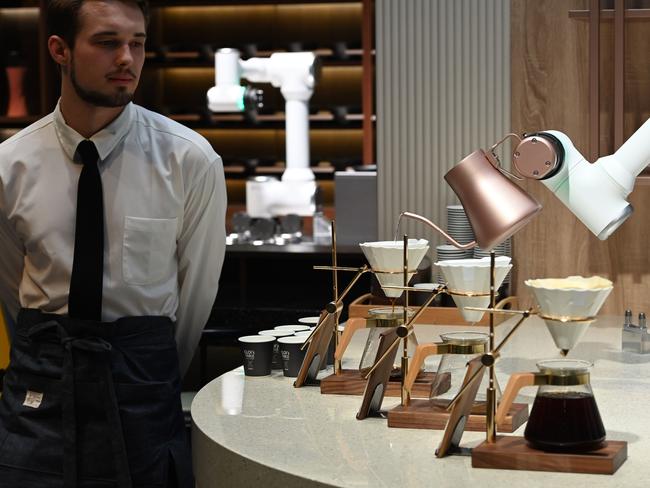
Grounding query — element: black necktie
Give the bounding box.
[68,140,104,320]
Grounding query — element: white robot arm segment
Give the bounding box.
[207,48,319,218]
[513,121,650,240]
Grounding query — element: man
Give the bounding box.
[0,0,226,486]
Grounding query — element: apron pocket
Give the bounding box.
[0,372,63,474]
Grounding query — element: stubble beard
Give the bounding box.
[69,56,135,108]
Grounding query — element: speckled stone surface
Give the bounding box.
[192,316,649,487]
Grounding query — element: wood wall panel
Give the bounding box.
[511,0,650,314]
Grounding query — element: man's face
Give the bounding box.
[68,0,146,107]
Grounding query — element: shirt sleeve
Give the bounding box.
[0,208,24,321]
[175,154,227,375]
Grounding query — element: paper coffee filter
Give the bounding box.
[525,276,613,353]
[436,257,512,323]
[359,239,429,298]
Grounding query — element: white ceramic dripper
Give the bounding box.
[359,239,429,298]
[525,276,613,355]
[436,257,512,323]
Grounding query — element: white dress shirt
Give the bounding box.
[0,101,227,373]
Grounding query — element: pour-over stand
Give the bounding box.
[355,234,430,419]
[435,255,628,474]
[354,234,505,422]
[313,232,444,399]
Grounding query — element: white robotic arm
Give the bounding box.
[512,120,650,240]
[207,48,320,217]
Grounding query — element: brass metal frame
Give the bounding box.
[538,313,596,323]
[371,268,420,274]
[531,371,591,386]
[331,221,341,374]
[447,289,491,297]
[444,343,487,355]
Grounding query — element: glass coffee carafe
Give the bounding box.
[405,331,497,402]
[432,331,494,401]
[358,307,416,375]
[497,359,606,452]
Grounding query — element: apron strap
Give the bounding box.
[28,322,133,488]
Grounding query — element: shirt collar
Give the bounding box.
[53,101,134,164]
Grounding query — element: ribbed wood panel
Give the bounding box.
[376,0,510,245]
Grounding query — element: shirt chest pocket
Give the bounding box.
[122,216,178,285]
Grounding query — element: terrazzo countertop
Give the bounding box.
[192,315,649,487]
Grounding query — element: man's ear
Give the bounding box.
[48,35,71,72]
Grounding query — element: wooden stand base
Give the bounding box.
[320,369,450,398]
[387,399,528,432]
[472,436,627,474]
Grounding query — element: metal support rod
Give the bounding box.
[401,234,409,406]
[332,221,341,375]
[486,251,497,443]
[313,266,363,272]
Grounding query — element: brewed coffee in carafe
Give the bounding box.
[524,359,605,452]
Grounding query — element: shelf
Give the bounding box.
[169,111,364,128]
[224,165,336,177]
[144,48,364,67]
[149,3,362,50]
[150,0,358,5]
[569,8,650,20]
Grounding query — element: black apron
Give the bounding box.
[0,309,193,488]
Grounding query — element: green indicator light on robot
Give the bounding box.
[237,86,246,111]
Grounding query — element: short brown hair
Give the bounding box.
[46,0,150,48]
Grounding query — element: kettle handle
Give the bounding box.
[495,372,537,425]
[334,317,366,361]
[404,343,441,394]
